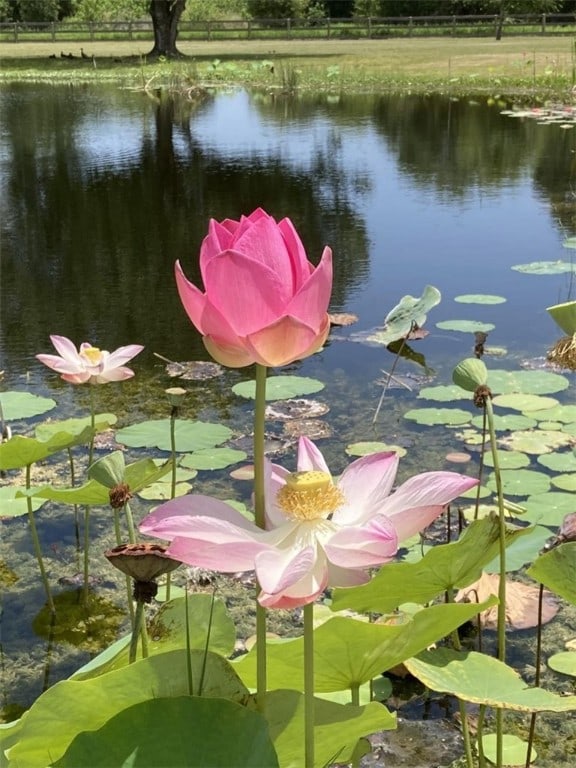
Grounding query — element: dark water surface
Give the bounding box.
[1,84,576,756]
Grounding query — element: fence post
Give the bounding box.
[128,20,133,40]
[451,15,456,35]
[327,17,330,38]
[89,21,94,41]
[541,13,546,34]
[408,16,413,37]
[367,16,372,39]
[13,23,17,41]
[207,21,211,41]
[51,21,55,41]
[287,18,291,38]
[247,19,251,39]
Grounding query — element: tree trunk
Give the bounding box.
[148,0,186,58]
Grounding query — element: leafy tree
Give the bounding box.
[246,0,306,17]
[4,0,71,21]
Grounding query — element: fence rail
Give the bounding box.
[1,14,576,43]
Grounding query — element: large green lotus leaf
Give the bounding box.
[0,486,45,517]
[263,689,394,768]
[486,469,550,497]
[232,376,325,401]
[454,294,507,305]
[472,413,537,431]
[330,517,528,614]
[523,492,576,526]
[551,473,576,491]
[54,696,278,768]
[0,718,22,757]
[487,369,569,395]
[73,595,236,681]
[481,734,536,766]
[547,300,576,335]
[371,285,441,345]
[538,452,576,472]
[484,524,551,573]
[7,650,248,767]
[0,391,56,421]
[403,407,472,426]
[498,429,573,454]
[35,413,117,441]
[436,320,495,333]
[124,457,174,491]
[23,479,109,505]
[527,543,576,605]
[483,451,529,470]
[345,441,406,458]
[180,448,247,471]
[405,648,576,712]
[493,393,559,412]
[511,261,575,275]
[548,651,576,677]
[235,602,495,694]
[0,428,96,470]
[417,384,471,402]
[525,404,576,423]
[116,419,232,452]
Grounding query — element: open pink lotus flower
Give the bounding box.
[175,208,332,368]
[36,335,144,384]
[140,437,477,609]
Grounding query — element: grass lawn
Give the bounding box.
[1,36,575,95]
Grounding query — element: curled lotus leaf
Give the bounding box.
[498,429,574,455]
[373,285,441,346]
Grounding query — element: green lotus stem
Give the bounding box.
[26,464,55,614]
[82,506,90,606]
[140,613,149,658]
[447,592,473,768]
[124,500,137,544]
[114,509,134,625]
[477,705,487,768]
[87,386,96,467]
[129,600,145,663]
[525,583,544,768]
[254,364,268,702]
[303,602,315,768]
[350,682,360,706]
[67,447,81,564]
[165,406,178,603]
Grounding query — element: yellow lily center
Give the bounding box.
[276,470,344,522]
[81,346,102,365]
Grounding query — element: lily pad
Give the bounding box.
[137,481,194,500]
[0,391,56,421]
[116,419,232,452]
[548,652,576,677]
[523,492,576,526]
[471,413,537,431]
[498,429,574,454]
[538,452,576,472]
[403,408,472,426]
[528,543,576,604]
[436,320,495,333]
[345,442,407,458]
[488,368,569,395]
[551,473,576,492]
[454,294,506,305]
[264,399,329,421]
[481,734,537,766]
[492,393,559,412]
[511,260,575,275]
[486,469,550,497]
[232,376,325,401]
[374,285,441,346]
[524,404,576,423]
[483,451,530,470]
[35,414,117,441]
[417,384,471,402]
[180,448,247,471]
[0,486,45,518]
[483,525,556,572]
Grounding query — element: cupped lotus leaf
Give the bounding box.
[0,486,45,518]
[417,384,472,401]
[234,601,495,694]
[452,358,488,392]
[405,648,576,712]
[373,285,441,346]
[180,448,247,471]
[116,419,232,452]
[403,407,472,426]
[454,294,507,305]
[331,517,529,614]
[511,261,575,275]
[483,451,530,470]
[528,543,576,604]
[436,320,495,333]
[263,689,394,768]
[232,376,325,401]
[137,481,193,500]
[481,734,536,766]
[526,404,576,423]
[547,300,576,335]
[0,391,56,421]
[8,650,248,767]
[551,473,576,491]
[484,524,552,572]
[486,469,550,497]
[345,441,406,458]
[472,413,537,431]
[35,413,117,441]
[538,452,576,472]
[523,492,576,526]
[88,451,126,488]
[493,393,559,412]
[548,652,576,677]
[488,369,569,395]
[498,429,573,454]
[54,696,279,768]
[0,428,98,470]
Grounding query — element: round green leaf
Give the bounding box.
[436,320,495,333]
[137,481,193,500]
[180,448,247,470]
[493,393,559,412]
[483,451,530,470]
[511,260,575,274]
[374,284,441,345]
[35,413,117,441]
[548,652,576,678]
[484,524,553,573]
[454,294,507,305]
[0,486,45,517]
[488,369,569,395]
[418,384,473,401]
[116,419,232,452]
[403,407,472,426]
[528,543,576,604]
[498,429,573,454]
[538,452,576,472]
[481,733,536,766]
[551,473,576,492]
[345,441,407,457]
[0,391,56,420]
[523,492,576,526]
[472,413,537,431]
[232,375,325,401]
[486,469,550,497]
[524,404,576,423]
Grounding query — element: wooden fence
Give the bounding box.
[1,14,576,43]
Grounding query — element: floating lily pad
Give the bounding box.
[538,453,576,472]
[345,442,407,458]
[282,419,333,441]
[472,413,537,431]
[454,294,507,305]
[436,320,495,333]
[498,429,574,454]
[525,404,576,423]
[523,492,576,526]
[404,408,472,426]
[0,391,56,421]
[483,451,530,470]
[116,419,232,452]
[484,345,508,357]
[0,486,45,518]
[561,422,576,436]
[548,651,576,677]
[482,734,536,766]
[484,525,553,573]
[417,384,471,402]
[232,376,325,401]
[488,369,569,395]
[180,448,247,471]
[551,474,576,492]
[35,414,118,441]
[486,469,550,497]
[511,261,575,275]
[493,393,559,412]
[163,360,224,380]
[137,482,194,500]
[265,399,329,421]
[455,428,488,446]
[538,421,563,431]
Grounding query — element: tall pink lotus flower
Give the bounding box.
[36,335,144,385]
[140,437,477,609]
[175,208,332,368]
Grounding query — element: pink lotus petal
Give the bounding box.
[233,215,298,294]
[202,336,256,368]
[175,261,209,333]
[326,563,370,588]
[245,316,326,367]
[278,217,313,289]
[255,544,316,595]
[35,353,83,375]
[103,344,144,369]
[324,515,398,568]
[264,460,291,528]
[296,436,331,474]
[94,366,136,383]
[167,535,268,572]
[140,495,258,537]
[61,372,92,384]
[285,247,333,329]
[258,555,328,608]
[334,452,399,526]
[49,335,84,365]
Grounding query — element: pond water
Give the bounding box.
[1,83,576,759]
